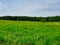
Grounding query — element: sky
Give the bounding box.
[0,0,60,17]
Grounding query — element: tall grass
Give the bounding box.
[0,20,60,45]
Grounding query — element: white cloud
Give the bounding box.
[0,0,60,16]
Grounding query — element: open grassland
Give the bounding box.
[0,20,60,45]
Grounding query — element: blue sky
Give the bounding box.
[0,0,60,16]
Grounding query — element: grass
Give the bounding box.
[0,20,60,45]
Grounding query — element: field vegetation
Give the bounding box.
[0,20,60,45]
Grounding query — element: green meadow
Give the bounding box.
[0,20,60,45]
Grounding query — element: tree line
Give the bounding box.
[0,16,60,22]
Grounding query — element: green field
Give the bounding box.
[0,20,60,45]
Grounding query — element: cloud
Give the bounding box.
[0,1,7,15]
[0,0,60,16]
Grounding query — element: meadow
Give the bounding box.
[0,20,60,45]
